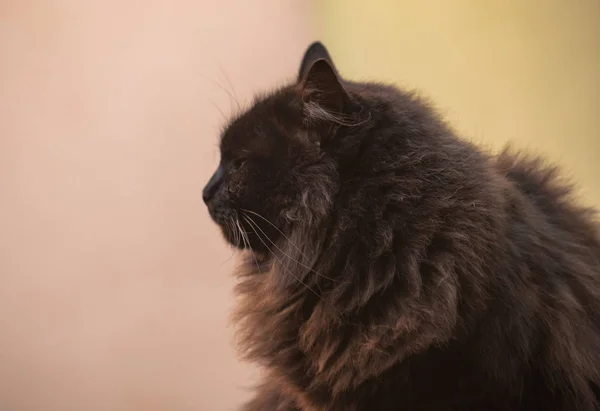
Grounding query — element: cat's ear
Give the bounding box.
[298,46,350,119]
[298,42,337,81]
[299,58,350,121]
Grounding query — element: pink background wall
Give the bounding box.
[0,1,314,410]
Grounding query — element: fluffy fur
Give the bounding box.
[203,42,600,410]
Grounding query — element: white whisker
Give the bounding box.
[242,215,323,300]
[241,211,335,282]
[241,208,310,260]
[221,219,237,263]
[235,217,261,273]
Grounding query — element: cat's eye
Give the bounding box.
[231,157,247,171]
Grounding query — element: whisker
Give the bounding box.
[243,215,323,300]
[201,74,241,114]
[241,208,306,255]
[232,215,241,248]
[244,214,298,277]
[218,63,241,111]
[209,98,228,122]
[241,212,335,282]
[221,219,237,263]
[244,213,293,274]
[241,209,328,265]
[235,217,261,273]
[234,217,246,247]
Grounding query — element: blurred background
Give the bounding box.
[0,1,598,410]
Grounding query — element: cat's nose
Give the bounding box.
[203,165,224,204]
[202,187,212,204]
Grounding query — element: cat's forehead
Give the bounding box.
[219,105,273,157]
[219,88,299,157]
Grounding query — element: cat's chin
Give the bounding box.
[218,224,273,255]
[217,224,243,249]
[233,247,271,276]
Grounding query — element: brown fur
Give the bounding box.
[203,42,600,410]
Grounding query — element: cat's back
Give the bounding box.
[487,147,600,409]
[495,147,600,254]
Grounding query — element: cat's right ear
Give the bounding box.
[297,45,351,123]
[298,42,338,81]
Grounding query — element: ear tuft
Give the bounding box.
[299,58,349,121]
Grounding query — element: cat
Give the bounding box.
[203,42,600,410]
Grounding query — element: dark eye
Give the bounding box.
[231,157,246,171]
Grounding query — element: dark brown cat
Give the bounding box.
[203,42,600,410]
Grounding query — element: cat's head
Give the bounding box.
[203,42,370,251]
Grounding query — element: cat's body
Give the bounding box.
[203,43,600,410]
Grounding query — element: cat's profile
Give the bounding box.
[203,42,600,411]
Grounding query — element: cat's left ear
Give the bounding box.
[298,43,350,117]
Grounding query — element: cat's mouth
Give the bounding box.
[212,214,249,250]
[208,209,266,254]
[213,208,285,258]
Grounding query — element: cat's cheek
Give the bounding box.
[226,177,247,200]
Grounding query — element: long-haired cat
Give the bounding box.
[203,42,600,411]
